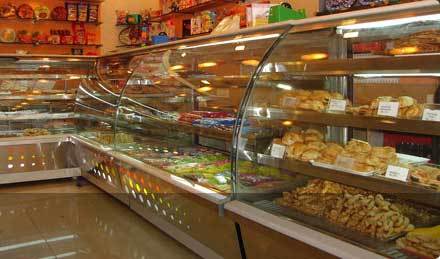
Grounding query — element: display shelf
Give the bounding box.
[0,112,77,121]
[0,42,102,48]
[247,107,440,137]
[247,153,440,209]
[151,0,234,22]
[0,17,102,25]
[122,116,233,141]
[0,94,75,100]
[275,55,440,76]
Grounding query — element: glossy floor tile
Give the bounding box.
[0,179,200,259]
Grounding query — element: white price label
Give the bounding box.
[422,109,440,122]
[282,97,298,108]
[335,155,355,169]
[378,102,400,117]
[216,89,230,97]
[385,165,409,182]
[328,99,347,112]
[271,144,286,159]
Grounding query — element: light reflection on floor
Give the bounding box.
[0,179,200,259]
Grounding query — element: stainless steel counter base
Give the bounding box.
[0,135,80,184]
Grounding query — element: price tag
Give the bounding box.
[422,109,440,122]
[385,165,409,182]
[271,144,286,159]
[378,102,400,117]
[328,99,347,112]
[282,97,298,108]
[335,155,355,169]
[216,89,230,97]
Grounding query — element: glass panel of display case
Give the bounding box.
[234,14,440,258]
[0,56,94,138]
[114,28,289,194]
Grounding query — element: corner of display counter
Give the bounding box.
[225,200,387,259]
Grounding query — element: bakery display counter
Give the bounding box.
[230,3,440,259]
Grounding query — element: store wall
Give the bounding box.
[101,0,160,54]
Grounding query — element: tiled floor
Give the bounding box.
[0,179,200,259]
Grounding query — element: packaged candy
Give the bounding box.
[77,3,88,22]
[88,4,98,22]
[72,22,86,44]
[66,3,77,21]
[116,10,128,25]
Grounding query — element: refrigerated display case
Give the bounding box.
[0,55,94,184]
[227,1,440,259]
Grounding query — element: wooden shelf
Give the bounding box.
[0,17,101,25]
[252,153,440,209]
[151,0,235,22]
[0,42,102,48]
[247,107,440,137]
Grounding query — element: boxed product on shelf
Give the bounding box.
[246,3,275,27]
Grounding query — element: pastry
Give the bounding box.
[307,141,327,151]
[345,139,372,154]
[398,96,417,108]
[282,131,304,145]
[396,225,440,258]
[286,143,307,160]
[300,150,321,161]
[404,104,424,119]
[304,129,325,140]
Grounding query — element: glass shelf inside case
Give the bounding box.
[0,56,94,138]
[234,13,440,258]
[114,28,290,194]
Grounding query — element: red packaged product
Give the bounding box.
[72,23,86,45]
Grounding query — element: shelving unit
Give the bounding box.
[0,42,102,48]
[0,17,102,25]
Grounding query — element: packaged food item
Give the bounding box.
[66,3,77,21]
[127,14,141,25]
[17,30,32,43]
[88,4,99,23]
[0,3,16,18]
[0,28,15,43]
[17,4,34,19]
[34,6,50,20]
[73,23,86,45]
[48,30,60,45]
[51,6,67,20]
[86,32,96,45]
[77,3,88,22]
[116,10,128,25]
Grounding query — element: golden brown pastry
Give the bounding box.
[272,138,283,145]
[398,96,417,108]
[307,141,327,151]
[404,104,424,119]
[310,90,332,102]
[300,150,321,161]
[330,92,345,100]
[345,139,372,154]
[282,131,304,145]
[286,143,308,160]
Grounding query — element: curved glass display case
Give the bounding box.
[0,55,94,138]
[112,28,290,194]
[233,6,440,259]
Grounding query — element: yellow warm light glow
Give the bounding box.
[39,65,50,69]
[301,53,328,61]
[15,105,23,108]
[283,61,303,66]
[198,62,217,68]
[282,121,293,126]
[38,79,48,83]
[201,80,210,85]
[389,46,419,55]
[241,59,260,66]
[21,102,28,105]
[32,90,41,94]
[178,93,187,97]
[69,76,81,80]
[196,86,213,93]
[170,65,185,71]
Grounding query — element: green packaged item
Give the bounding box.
[268,5,306,23]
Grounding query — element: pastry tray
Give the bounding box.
[310,160,374,177]
[397,153,430,164]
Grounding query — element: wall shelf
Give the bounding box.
[0,17,102,25]
[0,42,102,48]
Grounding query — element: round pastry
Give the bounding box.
[300,150,321,161]
[282,131,304,145]
[17,4,34,19]
[0,3,16,18]
[305,129,324,139]
[294,90,312,100]
[321,143,344,158]
[346,139,372,154]
[307,141,327,151]
[398,96,417,108]
[370,96,394,109]
[310,101,326,112]
[354,163,375,172]
[286,143,307,160]
[371,146,396,160]
[298,100,313,110]
[404,104,423,118]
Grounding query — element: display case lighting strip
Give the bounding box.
[180,33,280,50]
[355,73,440,78]
[337,13,440,31]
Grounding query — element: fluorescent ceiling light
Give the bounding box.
[355,73,440,78]
[337,13,440,31]
[196,86,213,93]
[201,80,211,85]
[276,83,293,91]
[235,45,246,51]
[343,31,359,39]
[181,34,280,50]
[198,62,217,68]
[241,59,260,66]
